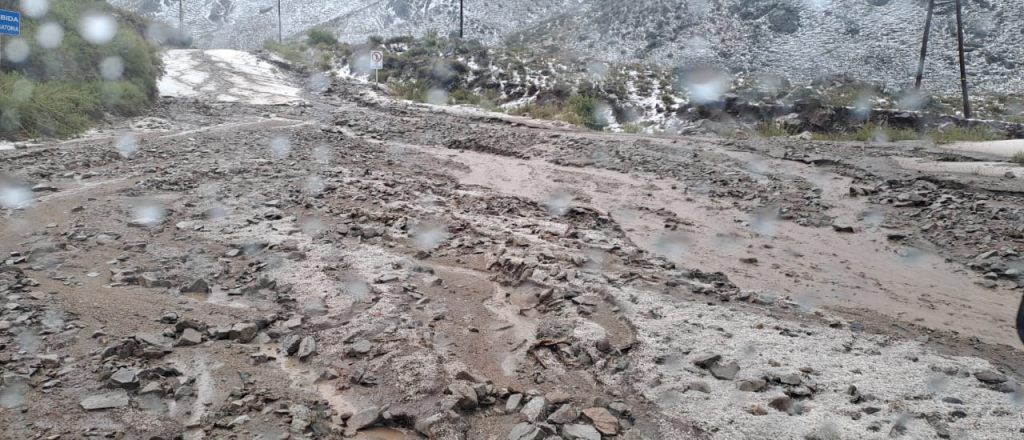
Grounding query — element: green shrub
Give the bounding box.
[929,125,1003,144]
[307,28,338,47]
[0,0,163,139]
[755,121,791,137]
[568,94,603,129]
[1012,151,1024,164]
[389,81,430,102]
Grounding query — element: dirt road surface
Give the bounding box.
[2,50,1023,440]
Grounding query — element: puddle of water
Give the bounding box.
[351,427,408,440]
[184,287,248,308]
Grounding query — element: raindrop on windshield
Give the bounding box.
[412,222,449,251]
[80,13,118,46]
[116,134,138,158]
[544,191,572,216]
[0,180,32,209]
[4,38,31,63]
[312,145,332,165]
[427,89,449,106]
[20,0,50,19]
[269,137,291,159]
[100,56,125,81]
[36,22,64,49]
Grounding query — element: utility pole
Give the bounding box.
[179,1,184,32]
[914,0,935,90]
[459,0,464,38]
[278,0,283,43]
[954,0,971,118]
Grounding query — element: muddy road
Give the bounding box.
[1,50,1023,440]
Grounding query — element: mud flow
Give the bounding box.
[1,50,1023,440]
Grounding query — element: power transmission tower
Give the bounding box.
[954,0,971,118]
[914,0,935,90]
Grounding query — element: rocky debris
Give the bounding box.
[448,382,480,410]
[738,379,768,392]
[768,396,793,413]
[345,406,381,435]
[183,278,211,294]
[509,422,545,440]
[581,407,619,435]
[974,370,1008,384]
[506,393,524,413]
[296,335,316,360]
[229,322,258,343]
[710,361,740,380]
[547,404,578,424]
[176,328,203,346]
[562,423,601,440]
[520,396,548,422]
[109,368,140,389]
[80,391,130,410]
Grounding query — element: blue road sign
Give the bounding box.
[0,10,21,36]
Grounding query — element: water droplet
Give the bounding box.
[36,22,64,49]
[307,73,330,92]
[342,280,370,301]
[116,134,137,158]
[80,13,118,46]
[4,38,31,63]
[312,145,331,165]
[132,199,165,225]
[680,67,729,104]
[752,206,780,237]
[427,89,449,106]
[653,233,690,260]
[412,222,448,251]
[269,137,291,159]
[926,374,949,394]
[100,56,124,81]
[544,191,572,216]
[0,182,32,209]
[20,0,50,19]
[11,79,34,102]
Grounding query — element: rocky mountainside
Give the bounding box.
[111,0,1024,94]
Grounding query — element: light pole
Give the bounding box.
[914,0,934,91]
[954,0,971,119]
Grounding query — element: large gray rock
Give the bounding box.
[562,424,601,440]
[290,404,312,433]
[109,369,140,389]
[297,336,317,360]
[345,406,381,435]
[448,382,479,410]
[177,328,203,346]
[80,391,130,410]
[710,361,740,380]
[975,370,1007,384]
[520,396,548,422]
[229,322,258,343]
[509,422,545,440]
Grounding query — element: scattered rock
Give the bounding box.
[509,422,544,440]
[548,404,578,424]
[177,328,203,346]
[738,379,767,392]
[448,382,479,410]
[562,423,601,440]
[109,369,140,389]
[183,278,211,294]
[345,406,381,434]
[974,370,1007,384]
[581,407,618,435]
[80,392,130,410]
[296,336,317,360]
[768,396,792,412]
[521,396,548,422]
[710,361,740,380]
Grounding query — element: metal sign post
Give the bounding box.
[954,0,971,119]
[0,9,23,64]
[370,51,383,84]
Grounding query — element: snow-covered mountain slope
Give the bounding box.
[111,0,1024,94]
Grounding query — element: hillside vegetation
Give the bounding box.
[0,0,164,140]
